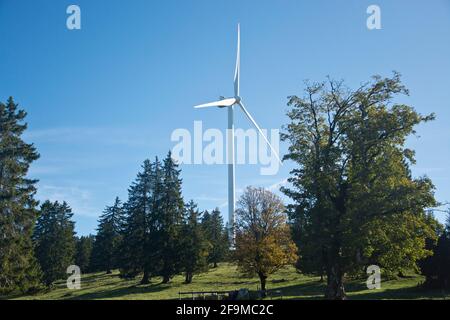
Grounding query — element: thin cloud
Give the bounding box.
[24,127,155,148]
[36,184,100,218]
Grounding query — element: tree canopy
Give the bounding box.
[282,73,438,299]
[234,187,297,294]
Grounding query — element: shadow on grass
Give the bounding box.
[350,286,449,300]
[268,278,449,300]
[268,280,327,300]
[67,281,172,300]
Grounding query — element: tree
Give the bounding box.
[180,200,209,283]
[75,235,94,273]
[118,152,185,284]
[0,97,42,294]
[157,152,185,283]
[119,160,157,283]
[282,73,438,299]
[91,197,124,274]
[234,187,298,295]
[202,208,228,267]
[419,210,450,289]
[34,201,77,286]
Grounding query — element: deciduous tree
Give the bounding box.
[282,73,438,299]
[234,187,297,295]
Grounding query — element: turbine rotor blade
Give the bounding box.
[194,98,237,109]
[234,24,240,97]
[238,101,282,165]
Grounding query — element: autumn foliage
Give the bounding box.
[234,187,298,293]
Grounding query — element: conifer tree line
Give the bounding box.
[93,155,230,285]
[0,97,230,294]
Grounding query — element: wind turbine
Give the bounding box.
[194,24,282,242]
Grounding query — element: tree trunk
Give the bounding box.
[213,262,218,268]
[325,265,346,300]
[140,270,150,284]
[162,275,170,284]
[258,272,267,297]
[185,272,193,284]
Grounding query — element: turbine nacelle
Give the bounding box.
[216,96,241,109]
[193,96,241,109]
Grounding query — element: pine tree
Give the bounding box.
[34,201,77,286]
[75,235,94,273]
[142,157,164,283]
[91,197,124,274]
[157,152,185,283]
[0,97,42,294]
[202,208,228,267]
[118,153,185,284]
[119,161,152,280]
[119,159,161,284]
[181,200,209,283]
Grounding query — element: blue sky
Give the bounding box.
[1,0,449,235]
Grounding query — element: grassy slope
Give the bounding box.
[10,263,450,300]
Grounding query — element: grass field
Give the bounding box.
[8,263,450,300]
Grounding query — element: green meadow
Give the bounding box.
[9,263,450,300]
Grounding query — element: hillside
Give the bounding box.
[8,263,450,300]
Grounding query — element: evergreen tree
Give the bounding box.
[34,201,76,286]
[202,208,228,267]
[181,200,209,283]
[91,197,124,274]
[119,160,153,280]
[0,97,42,294]
[119,159,162,284]
[157,152,185,283]
[143,157,164,283]
[118,153,185,284]
[75,235,94,273]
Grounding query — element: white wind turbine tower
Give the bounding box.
[194,24,282,243]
